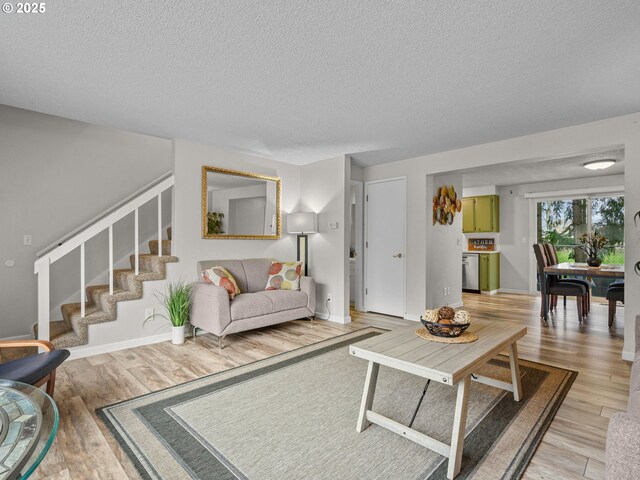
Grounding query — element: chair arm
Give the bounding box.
[606,412,640,479]
[300,276,316,315]
[190,282,232,336]
[0,340,55,351]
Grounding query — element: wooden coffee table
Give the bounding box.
[350,320,527,479]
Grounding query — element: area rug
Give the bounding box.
[97,328,577,480]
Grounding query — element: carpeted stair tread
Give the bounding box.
[148,240,172,256]
[40,251,179,349]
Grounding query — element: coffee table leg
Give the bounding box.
[448,375,470,479]
[508,342,523,402]
[357,361,379,432]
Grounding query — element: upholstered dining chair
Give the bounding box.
[0,340,70,397]
[543,243,591,315]
[533,244,587,321]
[606,281,624,328]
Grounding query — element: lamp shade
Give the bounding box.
[287,212,318,234]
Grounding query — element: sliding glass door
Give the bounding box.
[536,194,624,296]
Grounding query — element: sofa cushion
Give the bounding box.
[258,290,308,311]
[265,261,303,290]
[201,266,241,299]
[198,260,248,293]
[628,390,640,416]
[630,357,640,396]
[230,293,273,320]
[242,258,272,293]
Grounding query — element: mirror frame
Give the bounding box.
[201,166,282,240]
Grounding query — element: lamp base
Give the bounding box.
[297,234,308,276]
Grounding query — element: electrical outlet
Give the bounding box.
[443,287,447,296]
[145,308,154,321]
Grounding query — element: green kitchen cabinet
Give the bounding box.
[461,195,500,233]
[479,253,500,292]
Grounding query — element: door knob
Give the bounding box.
[393,253,403,258]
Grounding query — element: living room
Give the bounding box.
[1,2,639,479]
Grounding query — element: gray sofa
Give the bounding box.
[190,258,316,348]
[605,314,640,478]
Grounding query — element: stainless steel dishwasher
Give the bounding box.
[462,253,479,293]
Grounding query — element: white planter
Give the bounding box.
[172,325,185,345]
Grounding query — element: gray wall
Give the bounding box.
[0,106,172,338]
[429,173,463,308]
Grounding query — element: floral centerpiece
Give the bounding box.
[578,231,609,267]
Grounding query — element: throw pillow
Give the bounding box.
[265,261,303,291]
[201,266,241,299]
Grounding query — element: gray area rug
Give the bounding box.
[97,328,576,479]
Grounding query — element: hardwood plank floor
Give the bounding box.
[25,292,628,479]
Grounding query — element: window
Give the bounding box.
[536,194,624,296]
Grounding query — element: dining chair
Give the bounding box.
[606,280,624,328]
[533,244,587,321]
[543,243,590,314]
[0,340,70,397]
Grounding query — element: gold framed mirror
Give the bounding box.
[201,166,282,239]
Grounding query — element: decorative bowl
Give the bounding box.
[420,308,471,338]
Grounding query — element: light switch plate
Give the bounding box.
[328,221,338,229]
[23,234,32,246]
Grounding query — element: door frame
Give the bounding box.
[364,176,407,316]
[351,180,365,311]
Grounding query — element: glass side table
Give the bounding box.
[0,380,59,480]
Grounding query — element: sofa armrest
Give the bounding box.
[190,282,231,336]
[300,276,316,315]
[606,412,640,479]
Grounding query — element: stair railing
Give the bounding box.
[34,172,175,341]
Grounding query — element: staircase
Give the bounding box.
[34,173,177,349]
[36,228,177,348]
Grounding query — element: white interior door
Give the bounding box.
[365,178,406,317]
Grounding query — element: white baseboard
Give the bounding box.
[0,334,33,341]
[403,314,421,322]
[480,290,499,296]
[67,332,172,360]
[328,315,351,324]
[498,289,531,295]
[622,350,635,362]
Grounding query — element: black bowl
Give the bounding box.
[420,318,470,338]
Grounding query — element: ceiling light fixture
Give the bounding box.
[583,159,616,170]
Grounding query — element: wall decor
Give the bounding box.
[468,238,496,251]
[432,185,461,225]
[202,166,282,239]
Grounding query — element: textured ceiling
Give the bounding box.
[462,148,625,187]
[1,1,639,166]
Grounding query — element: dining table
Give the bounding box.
[542,262,624,321]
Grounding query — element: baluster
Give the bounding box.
[158,194,162,257]
[134,208,139,275]
[109,225,114,295]
[80,243,85,317]
[37,259,51,345]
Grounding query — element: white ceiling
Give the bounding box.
[462,148,625,187]
[1,1,639,166]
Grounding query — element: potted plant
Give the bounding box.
[578,231,609,267]
[207,212,225,234]
[147,280,193,344]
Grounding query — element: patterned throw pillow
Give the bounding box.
[265,261,303,291]
[201,266,241,299]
